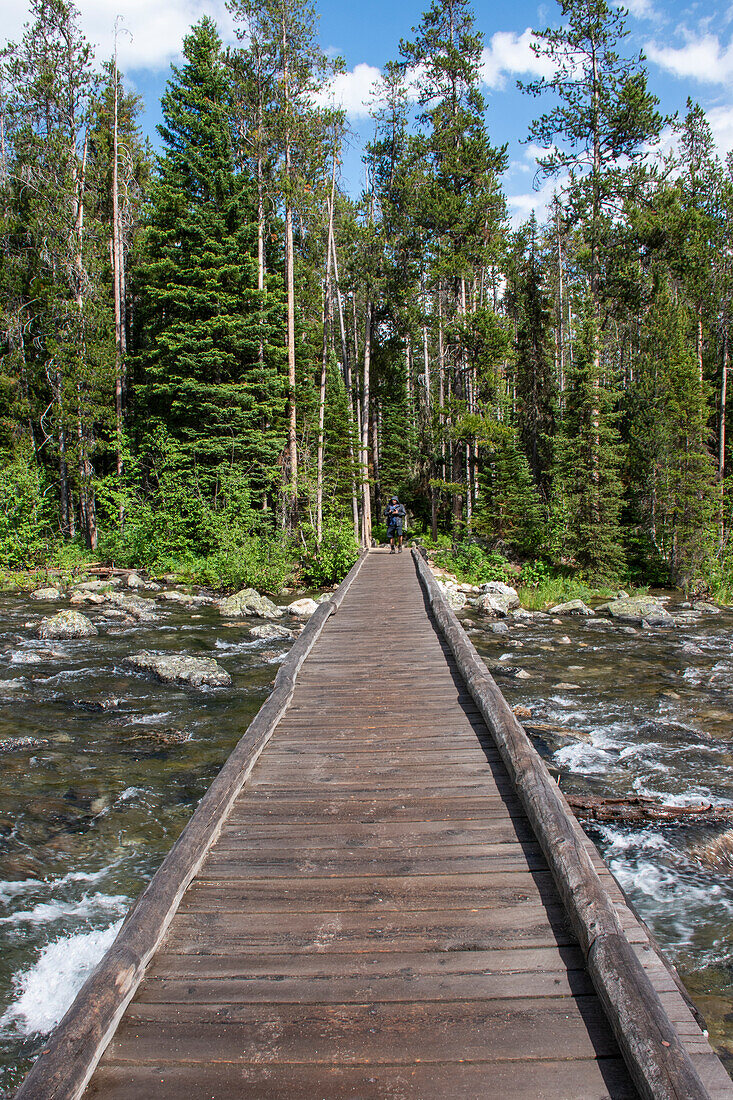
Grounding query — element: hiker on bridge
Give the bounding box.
[385,496,406,553]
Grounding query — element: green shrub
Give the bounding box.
[0,451,54,568]
[301,524,359,587]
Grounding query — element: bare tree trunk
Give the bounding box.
[72,129,97,551]
[330,232,359,540]
[371,397,381,521]
[111,42,125,526]
[316,168,336,547]
[717,325,721,550]
[360,302,372,547]
[282,13,297,524]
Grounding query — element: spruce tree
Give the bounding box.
[627,283,716,585]
[514,218,555,500]
[554,302,625,578]
[137,18,284,509]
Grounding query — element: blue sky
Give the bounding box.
[6,0,733,222]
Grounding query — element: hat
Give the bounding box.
[390,496,398,502]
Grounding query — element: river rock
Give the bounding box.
[489,621,510,635]
[287,598,319,617]
[74,579,117,592]
[218,588,284,619]
[479,581,520,610]
[549,599,594,617]
[602,595,674,627]
[693,600,721,614]
[124,652,231,688]
[443,588,467,611]
[125,572,145,589]
[512,608,535,621]
[30,586,62,601]
[105,593,158,622]
[160,589,213,607]
[70,590,106,605]
[38,610,98,639]
[0,736,50,753]
[557,635,573,645]
[249,623,295,641]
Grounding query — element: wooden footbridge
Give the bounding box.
[19,550,733,1099]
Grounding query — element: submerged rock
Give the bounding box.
[124,651,231,688]
[249,623,295,641]
[0,736,50,752]
[219,588,284,619]
[602,595,674,627]
[38,610,98,639]
[489,621,510,635]
[287,598,319,618]
[549,599,594,617]
[30,586,62,601]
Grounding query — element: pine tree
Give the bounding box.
[513,217,555,500]
[627,282,716,585]
[554,302,625,578]
[136,18,284,510]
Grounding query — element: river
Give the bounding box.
[0,582,732,1094]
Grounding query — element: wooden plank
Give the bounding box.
[182,870,559,912]
[85,1058,638,1100]
[106,997,625,1064]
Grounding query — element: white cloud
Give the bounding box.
[9,0,238,72]
[617,0,657,19]
[318,63,383,119]
[646,33,733,84]
[507,173,568,227]
[481,28,556,90]
[707,104,733,155]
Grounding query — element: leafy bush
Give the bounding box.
[0,451,54,568]
[301,523,359,586]
[437,541,512,585]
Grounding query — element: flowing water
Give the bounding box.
[466,594,733,1081]
[1,585,733,1093]
[0,588,297,1096]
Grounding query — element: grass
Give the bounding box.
[517,576,638,611]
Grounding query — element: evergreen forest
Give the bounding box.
[1,0,732,598]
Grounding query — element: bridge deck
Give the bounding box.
[82,550,731,1098]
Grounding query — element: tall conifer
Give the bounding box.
[137,18,284,507]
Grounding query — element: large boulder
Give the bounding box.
[125,572,146,589]
[30,586,63,601]
[602,595,674,627]
[475,582,519,618]
[38,610,98,639]
[549,599,594,617]
[124,651,231,688]
[218,588,284,619]
[480,581,519,608]
[249,623,295,641]
[287,598,319,618]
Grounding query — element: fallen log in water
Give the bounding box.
[566,793,733,827]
